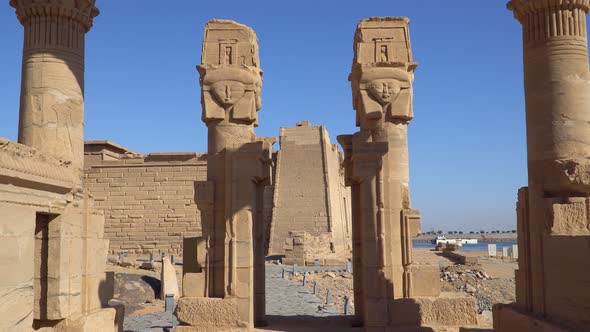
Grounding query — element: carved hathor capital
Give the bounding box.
[350,66,414,127]
[198,19,262,126]
[199,66,262,125]
[10,0,99,32]
[349,17,417,128]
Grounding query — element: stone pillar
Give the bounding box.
[176,19,272,330]
[494,1,590,331]
[10,0,99,183]
[339,17,422,328]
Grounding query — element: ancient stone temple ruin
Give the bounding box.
[1,1,119,331]
[6,1,590,330]
[175,19,273,330]
[338,17,477,330]
[82,124,351,263]
[494,1,590,331]
[268,121,352,262]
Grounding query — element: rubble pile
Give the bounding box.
[441,265,515,313]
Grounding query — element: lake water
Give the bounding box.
[413,241,517,252]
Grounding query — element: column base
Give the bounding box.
[174,297,250,330]
[33,308,119,332]
[493,303,572,332]
[389,293,479,328]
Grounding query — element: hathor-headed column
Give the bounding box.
[339,17,428,329]
[10,0,99,183]
[494,1,590,331]
[177,19,271,330]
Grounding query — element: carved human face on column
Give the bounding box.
[352,67,414,128]
[199,20,262,127]
[200,67,262,125]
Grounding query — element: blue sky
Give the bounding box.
[0,1,557,231]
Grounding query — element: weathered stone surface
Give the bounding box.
[63,308,119,332]
[494,2,590,331]
[83,142,207,255]
[268,122,352,257]
[1,2,118,331]
[339,17,440,329]
[114,273,159,306]
[407,265,441,297]
[493,303,570,332]
[391,294,479,327]
[161,256,180,300]
[174,326,247,332]
[175,297,242,328]
[179,19,271,330]
[10,0,99,181]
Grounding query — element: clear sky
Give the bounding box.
[2,1,572,232]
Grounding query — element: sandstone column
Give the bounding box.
[10,0,99,183]
[494,1,590,331]
[176,19,272,330]
[338,17,423,328]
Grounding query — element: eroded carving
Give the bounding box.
[198,20,262,125]
[352,67,413,124]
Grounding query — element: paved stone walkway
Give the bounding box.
[265,265,340,316]
[123,311,178,332]
[122,264,343,331]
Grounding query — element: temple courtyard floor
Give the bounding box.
[106,248,515,331]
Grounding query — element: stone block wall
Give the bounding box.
[268,121,352,256]
[84,131,352,259]
[283,231,348,266]
[84,142,206,255]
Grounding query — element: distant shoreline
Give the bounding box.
[413,233,517,243]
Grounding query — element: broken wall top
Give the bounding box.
[0,137,77,192]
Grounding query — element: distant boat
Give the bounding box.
[432,236,478,245]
